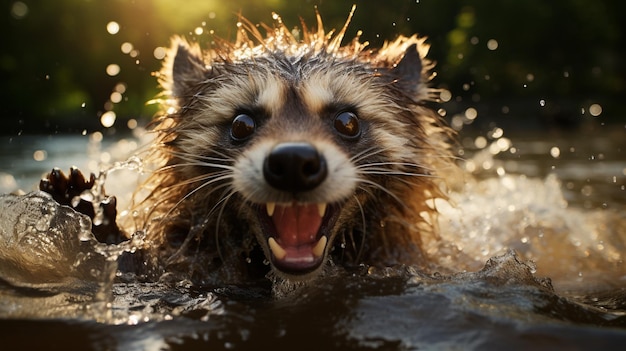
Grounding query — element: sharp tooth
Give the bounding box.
[266,202,276,217]
[312,236,327,258]
[317,203,327,217]
[268,237,287,260]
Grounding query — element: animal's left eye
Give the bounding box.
[333,111,361,139]
[230,114,256,141]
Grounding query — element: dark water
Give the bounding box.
[1,128,625,350]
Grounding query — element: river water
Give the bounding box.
[0,124,625,350]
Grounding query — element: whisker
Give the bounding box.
[353,194,367,263]
[158,162,235,173]
[357,169,440,179]
[350,146,385,164]
[170,148,237,163]
[160,171,232,191]
[352,177,407,210]
[157,174,234,227]
[213,189,237,264]
[169,150,235,165]
[357,161,438,174]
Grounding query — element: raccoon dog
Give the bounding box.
[44,9,454,285]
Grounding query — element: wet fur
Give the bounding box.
[128,9,455,284]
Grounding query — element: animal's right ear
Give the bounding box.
[162,37,207,99]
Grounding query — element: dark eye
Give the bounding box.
[333,111,361,139]
[230,114,256,141]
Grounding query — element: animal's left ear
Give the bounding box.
[391,44,424,97]
[161,37,208,101]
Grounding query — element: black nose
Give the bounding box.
[263,142,327,192]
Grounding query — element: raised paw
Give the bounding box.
[40,167,95,212]
[40,167,124,244]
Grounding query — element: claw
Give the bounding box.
[38,167,124,244]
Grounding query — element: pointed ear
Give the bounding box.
[391,43,424,97]
[162,37,207,99]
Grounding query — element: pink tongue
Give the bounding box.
[272,204,322,247]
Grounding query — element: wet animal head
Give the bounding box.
[148,9,451,282]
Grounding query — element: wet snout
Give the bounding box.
[263,142,328,192]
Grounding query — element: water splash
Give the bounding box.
[78,155,144,227]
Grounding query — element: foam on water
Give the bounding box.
[432,173,626,291]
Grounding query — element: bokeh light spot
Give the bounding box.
[107,21,120,35]
[106,64,121,76]
[11,1,29,19]
[589,104,602,117]
[100,111,116,128]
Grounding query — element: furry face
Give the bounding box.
[138,10,452,283]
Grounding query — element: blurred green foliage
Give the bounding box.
[1,0,624,134]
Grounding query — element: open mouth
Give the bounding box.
[257,202,338,275]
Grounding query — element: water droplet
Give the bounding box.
[153,47,167,60]
[539,99,546,107]
[106,64,120,76]
[474,136,487,149]
[110,92,122,103]
[121,42,133,54]
[550,147,560,158]
[106,21,120,35]
[486,39,498,50]
[439,89,452,102]
[11,1,28,19]
[127,119,138,130]
[589,103,602,117]
[464,107,478,120]
[100,111,116,128]
[581,185,593,197]
[33,149,47,161]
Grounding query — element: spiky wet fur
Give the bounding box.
[128,9,455,285]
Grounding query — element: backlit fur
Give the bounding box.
[128,8,455,285]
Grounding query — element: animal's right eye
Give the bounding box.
[333,111,361,139]
[230,114,256,141]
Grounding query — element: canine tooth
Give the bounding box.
[266,202,276,216]
[268,237,287,260]
[317,203,327,217]
[312,236,327,258]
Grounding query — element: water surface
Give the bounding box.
[1,127,625,350]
